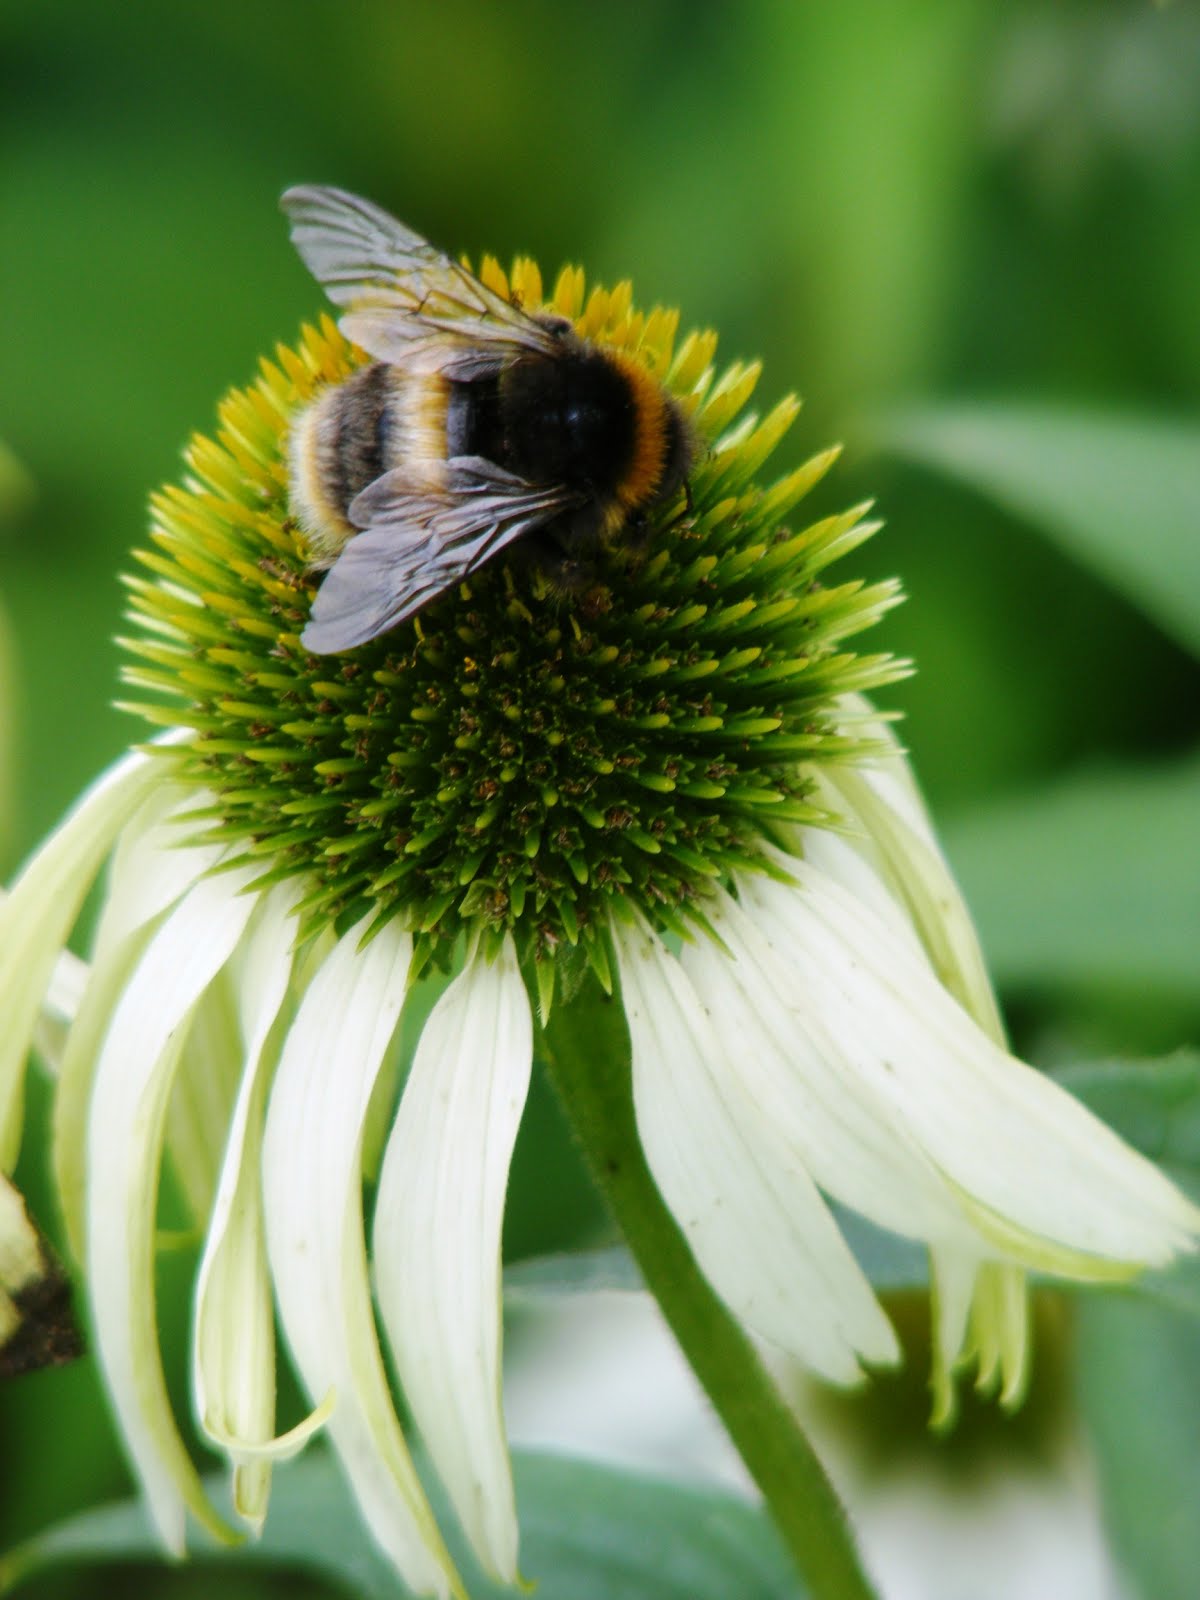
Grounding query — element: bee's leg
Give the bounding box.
[630,473,694,556]
[620,484,695,561]
[510,526,596,596]
[620,512,655,556]
[537,545,596,597]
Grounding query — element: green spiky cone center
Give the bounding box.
[122,264,906,987]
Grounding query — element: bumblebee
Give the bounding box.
[282,186,694,654]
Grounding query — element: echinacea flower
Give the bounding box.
[0,218,1195,1600]
[0,1166,83,1380]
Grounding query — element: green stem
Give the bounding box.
[540,978,880,1600]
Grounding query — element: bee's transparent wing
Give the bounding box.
[281,185,563,378]
[300,457,574,654]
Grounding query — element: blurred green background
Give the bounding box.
[2,1,1198,1596]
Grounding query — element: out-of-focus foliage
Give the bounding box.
[1,1451,799,1600]
[0,597,13,861]
[0,440,33,855]
[875,406,1200,656]
[3,1,1198,1597]
[944,754,1200,997]
[1075,1295,1200,1600]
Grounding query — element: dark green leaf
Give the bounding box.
[874,406,1200,657]
[943,756,1200,992]
[1055,1053,1200,1182]
[0,441,34,527]
[0,1449,802,1600]
[509,1453,800,1600]
[830,1209,927,1294]
[1055,1054,1200,1319]
[1075,1294,1200,1600]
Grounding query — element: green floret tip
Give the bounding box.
[119,266,909,1001]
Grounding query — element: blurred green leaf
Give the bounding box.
[943,754,1200,992]
[1075,1294,1200,1600]
[0,1449,801,1600]
[874,406,1200,658]
[0,597,12,858]
[507,1454,798,1600]
[0,442,26,858]
[1055,1053,1200,1180]
[0,442,34,528]
[1056,1053,1200,1319]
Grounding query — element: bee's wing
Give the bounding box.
[281,185,563,379]
[300,457,575,654]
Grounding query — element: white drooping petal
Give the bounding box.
[786,822,928,960]
[740,860,1200,1273]
[971,1260,1029,1406]
[0,884,88,1071]
[166,970,243,1230]
[262,918,459,1600]
[87,863,260,1554]
[99,782,226,953]
[927,1249,1030,1425]
[678,888,975,1249]
[193,883,324,1531]
[614,919,899,1385]
[928,1245,979,1426]
[0,745,175,1168]
[47,953,89,1021]
[33,946,89,1069]
[54,789,227,1257]
[113,788,236,1229]
[813,698,1006,1043]
[55,923,158,1262]
[375,936,532,1584]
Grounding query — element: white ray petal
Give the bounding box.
[262,918,460,1600]
[98,783,225,953]
[831,693,935,840]
[87,863,259,1553]
[742,861,1200,1272]
[193,883,315,1531]
[0,886,89,1072]
[787,822,927,957]
[678,888,974,1248]
[0,746,174,1168]
[815,698,1006,1042]
[52,790,225,1258]
[166,973,243,1230]
[54,922,159,1262]
[970,1260,1029,1406]
[29,945,89,1075]
[42,946,89,1029]
[926,1248,1031,1426]
[375,936,532,1583]
[992,1263,1030,1406]
[928,1245,978,1427]
[614,919,898,1384]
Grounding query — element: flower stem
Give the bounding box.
[540,978,880,1600]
